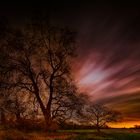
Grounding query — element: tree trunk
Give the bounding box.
[44,111,51,131]
[44,73,54,131]
[45,96,52,131]
[33,89,51,131]
[96,120,100,133]
[29,67,53,131]
[97,126,100,133]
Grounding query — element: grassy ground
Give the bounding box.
[0,126,140,140]
[58,129,140,140]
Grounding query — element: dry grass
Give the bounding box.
[1,127,140,140]
[0,127,73,140]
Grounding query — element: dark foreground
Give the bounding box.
[0,127,140,140]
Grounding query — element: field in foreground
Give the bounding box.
[0,127,140,140]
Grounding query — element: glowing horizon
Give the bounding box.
[108,121,140,128]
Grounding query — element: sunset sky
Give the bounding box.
[1,1,140,128]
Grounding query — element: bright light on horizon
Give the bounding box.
[108,121,140,128]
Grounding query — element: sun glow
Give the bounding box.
[108,121,140,128]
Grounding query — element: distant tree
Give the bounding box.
[134,125,140,129]
[77,103,121,133]
[0,16,78,131]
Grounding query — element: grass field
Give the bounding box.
[0,126,140,140]
[58,129,140,140]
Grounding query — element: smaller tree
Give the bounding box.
[77,103,121,133]
[134,125,140,129]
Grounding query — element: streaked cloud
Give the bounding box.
[72,7,140,125]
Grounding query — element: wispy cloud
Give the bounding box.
[73,12,140,122]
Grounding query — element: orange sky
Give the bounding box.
[108,121,140,128]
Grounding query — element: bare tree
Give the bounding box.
[0,16,78,130]
[77,103,121,133]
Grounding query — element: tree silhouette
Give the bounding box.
[0,16,78,130]
[77,103,121,132]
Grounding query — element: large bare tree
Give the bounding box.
[0,16,78,130]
